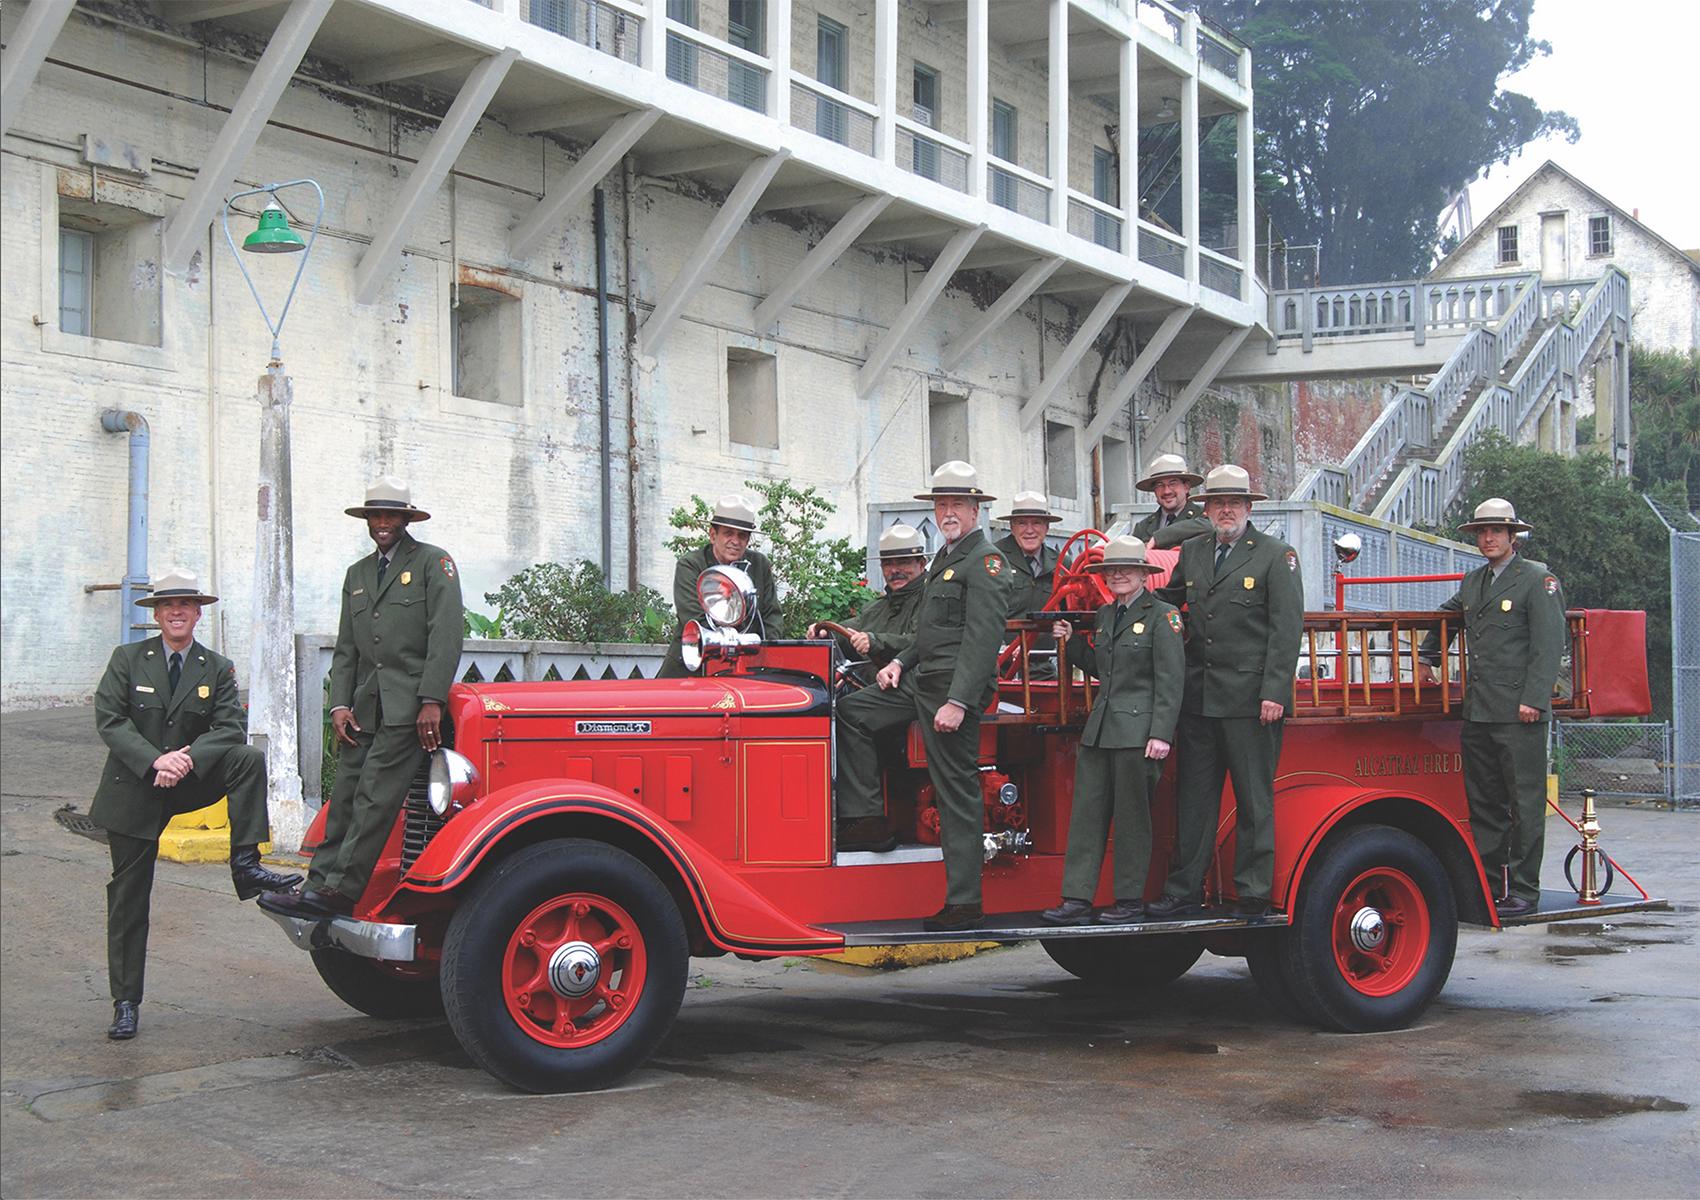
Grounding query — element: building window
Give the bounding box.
[913,63,939,128]
[56,198,163,347]
[814,17,849,142]
[990,99,1018,210]
[928,390,968,468]
[1101,434,1132,508]
[666,0,698,87]
[1092,145,1120,249]
[1045,420,1078,501]
[452,285,522,406]
[1497,224,1519,266]
[727,347,779,449]
[726,0,766,110]
[1589,214,1612,257]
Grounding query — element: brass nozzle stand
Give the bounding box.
[1576,786,1604,905]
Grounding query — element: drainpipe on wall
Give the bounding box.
[594,185,613,583]
[99,409,150,643]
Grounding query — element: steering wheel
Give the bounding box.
[812,620,873,692]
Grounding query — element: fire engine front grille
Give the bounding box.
[400,761,444,872]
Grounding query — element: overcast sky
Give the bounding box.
[1459,0,1700,249]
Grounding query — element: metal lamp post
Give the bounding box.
[222,179,323,853]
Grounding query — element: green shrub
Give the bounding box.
[484,560,674,644]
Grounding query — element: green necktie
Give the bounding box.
[1214,542,1230,575]
[168,652,182,693]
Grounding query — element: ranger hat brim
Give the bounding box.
[135,567,218,607]
[994,490,1063,524]
[1084,536,1163,574]
[1135,454,1204,491]
[1458,497,1533,535]
[916,459,995,503]
[1196,464,1267,502]
[346,475,431,521]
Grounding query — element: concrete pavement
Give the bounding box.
[3,704,1697,1198]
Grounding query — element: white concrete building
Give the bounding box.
[1,0,1261,707]
[1433,160,1700,355]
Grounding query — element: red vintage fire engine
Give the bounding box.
[261,537,1665,1093]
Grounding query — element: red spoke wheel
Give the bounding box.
[1274,824,1457,1032]
[442,839,688,1092]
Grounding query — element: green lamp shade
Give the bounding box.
[242,201,306,253]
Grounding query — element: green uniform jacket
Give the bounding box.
[1420,555,1566,722]
[846,579,925,671]
[897,528,1012,711]
[91,638,248,839]
[993,533,1058,617]
[1155,528,1305,718]
[1064,590,1185,748]
[330,533,465,729]
[1132,501,1211,549]
[660,544,784,676]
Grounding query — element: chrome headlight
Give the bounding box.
[681,620,705,672]
[697,564,757,630]
[427,747,479,816]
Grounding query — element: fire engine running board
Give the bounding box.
[825,909,1291,946]
[259,906,418,961]
[1484,889,1671,929]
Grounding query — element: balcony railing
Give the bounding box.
[1138,220,1185,277]
[896,119,970,192]
[790,75,876,156]
[1200,248,1242,297]
[1136,0,1183,44]
[1197,29,1239,81]
[988,161,1050,223]
[666,24,767,113]
[524,0,643,64]
[1067,191,1123,251]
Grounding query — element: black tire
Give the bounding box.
[1278,824,1457,1032]
[1242,933,1302,1020]
[1041,934,1204,988]
[441,838,688,1093]
[310,947,444,1019]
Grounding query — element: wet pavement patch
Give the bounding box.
[25,1052,347,1121]
[1519,1090,1689,1119]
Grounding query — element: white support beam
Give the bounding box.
[638,151,790,357]
[642,0,665,72]
[1118,34,1136,240]
[161,0,334,275]
[856,223,986,397]
[1,0,76,137]
[505,97,632,135]
[1046,0,1067,230]
[874,0,898,164]
[857,217,961,245]
[768,0,791,125]
[1142,325,1251,452]
[966,0,987,200]
[351,45,486,86]
[753,194,893,331]
[167,1,288,24]
[1018,282,1132,428]
[1084,304,1194,446]
[1181,13,1200,288]
[640,144,758,178]
[754,181,866,212]
[353,49,518,304]
[960,244,1049,271]
[509,108,660,259]
[1001,31,1098,62]
[940,256,1062,371]
[1236,48,1255,302]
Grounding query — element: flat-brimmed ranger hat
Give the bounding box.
[879,524,927,560]
[709,494,759,532]
[995,490,1063,524]
[136,566,218,607]
[1136,453,1204,491]
[1085,536,1163,574]
[346,476,431,521]
[1458,496,1533,535]
[916,460,995,503]
[1197,464,1268,502]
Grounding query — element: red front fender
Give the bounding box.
[399,779,844,956]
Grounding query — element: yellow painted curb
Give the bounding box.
[157,798,269,863]
[821,942,1002,969]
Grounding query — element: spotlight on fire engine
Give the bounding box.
[1334,532,1363,565]
[427,747,480,816]
[697,565,758,630]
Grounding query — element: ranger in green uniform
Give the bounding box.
[1419,498,1566,917]
[265,478,463,919]
[1149,465,1304,919]
[1042,538,1184,925]
[809,523,927,673]
[834,461,1011,931]
[1130,454,1211,549]
[93,568,300,1040]
[659,495,784,677]
[992,491,1061,617]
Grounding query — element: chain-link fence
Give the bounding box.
[1644,497,1697,810]
[1553,721,1672,803]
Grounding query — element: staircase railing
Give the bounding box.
[1268,272,1529,351]
[1372,267,1629,528]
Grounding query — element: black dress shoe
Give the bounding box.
[107,1000,139,1041]
[1232,897,1270,919]
[1041,898,1096,925]
[261,887,354,919]
[230,846,304,901]
[923,903,984,932]
[1495,895,1537,918]
[1147,893,1201,919]
[1096,899,1147,924]
[836,816,898,854]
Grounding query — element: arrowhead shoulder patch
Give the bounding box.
[440,556,457,578]
[984,554,1003,576]
[1285,550,1298,573]
[1167,610,1184,634]
[1543,575,1558,595]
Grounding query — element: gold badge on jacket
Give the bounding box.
[1501,598,1513,611]
[942,568,955,581]
[198,685,211,699]
[1243,576,1256,590]
[1132,622,1145,634]
[400,570,412,586]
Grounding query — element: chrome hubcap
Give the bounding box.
[547,941,602,998]
[1349,906,1387,952]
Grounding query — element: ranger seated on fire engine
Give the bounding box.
[1129,453,1211,548]
[808,523,927,674]
[992,491,1062,678]
[658,495,784,678]
[833,461,1012,932]
[1419,498,1567,918]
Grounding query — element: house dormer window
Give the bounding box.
[1497,224,1519,265]
[1589,214,1613,257]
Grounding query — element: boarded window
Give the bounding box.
[1497,224,1519,265]
[453,284,522,406]
[57,198,162,347]
[1589,214,1612,256]
[928,390,969,468]
[1046,420,1078,501]
[728,347,779,448]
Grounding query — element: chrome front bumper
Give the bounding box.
[260,907,417,961]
